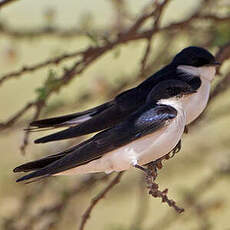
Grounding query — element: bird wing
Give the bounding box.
[31,65,201,143]
[14,103,177,182]
[33,87,143,143]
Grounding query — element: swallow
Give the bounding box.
[29,46,220,144]
[14,79,196,182]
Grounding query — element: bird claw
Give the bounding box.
[134,161,160,181]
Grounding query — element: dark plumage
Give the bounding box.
[14,79,193,182]
[31,46,216,144]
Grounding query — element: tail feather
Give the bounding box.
[30,113,91,129]
[34,126,85,143]
[13,136,94,183]
[30,102,112,129]
[14,153,68,182]
[13,153,64,173]
[16,171,51,183]
[34,102,120,144]
[13,145,77,173]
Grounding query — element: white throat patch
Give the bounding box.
[177,65,216,81]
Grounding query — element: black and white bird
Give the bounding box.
[14,80,195,182]
[28,46,219,144]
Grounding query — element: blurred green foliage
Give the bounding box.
[213,23,230,46]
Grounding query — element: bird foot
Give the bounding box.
[134,160,161,181]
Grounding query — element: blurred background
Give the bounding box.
[0,0,230,229]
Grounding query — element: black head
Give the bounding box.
[171,46,219,67]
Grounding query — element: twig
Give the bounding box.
[215,42,230,65]
[2,2,229,87]
[139,37,153,76]
[4,174,110,230]
[145,157,184,213]
[0,26,89,38]
[139,0,170,76]
[79,172,124,230]
[20,101,44,154]
[0,43,116,152]
[149,163,230,230]
[0,51,82,86]
[0,102,34,129]
[134,13,230,41]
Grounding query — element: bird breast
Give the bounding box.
[182,78,211,124]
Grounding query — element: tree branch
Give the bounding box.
[0,50,82,86]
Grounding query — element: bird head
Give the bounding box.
[172,46,220,81]
[171,46,220,67]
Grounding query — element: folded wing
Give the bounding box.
[14,103,177,183]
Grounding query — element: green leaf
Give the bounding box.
[35,69,61,101]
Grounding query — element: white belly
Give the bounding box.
[183,78,210,124]
[57,109,186,175]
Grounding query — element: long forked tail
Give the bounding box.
[29,101,112,130]
[13,137,95,183]
[13,153,64,173]
[13,144,77,175]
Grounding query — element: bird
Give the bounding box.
[14,79,196,182]
[28,46,220,144]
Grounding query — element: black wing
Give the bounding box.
[30,102,112,128]
[32,64,200,144]
[14,103,177,182]
[146,79,197,103]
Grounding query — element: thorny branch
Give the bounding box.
[150,164,230,230]
[4,174,110,230]
[20,102,44,154]
[0,12,229,39]
[0,51,82,86]
[27,174,109,230]
[1,6,230,86]
[0,24,106,39]
[145,155,184,213]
